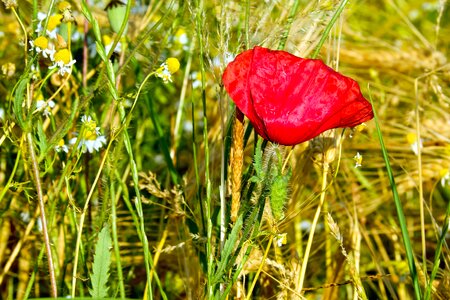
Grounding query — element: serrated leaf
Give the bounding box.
[253,138,263,180]
[89,226,112,298]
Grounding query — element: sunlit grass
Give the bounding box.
[0,0,449,299]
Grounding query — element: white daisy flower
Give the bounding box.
[70,115,107,153]
[49,49,76,76]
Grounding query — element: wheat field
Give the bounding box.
[0,0,449,299]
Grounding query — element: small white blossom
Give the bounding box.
[441,170,450,187]
[353,152,363,168]
[70,115,107,153]
[49,59,75,76]
[49,49,76,76]
[191,71,202,89]
[29,37,56,59]
[274,233,287,247]
[104,40,122,55]
[36,100,55,117]
[156,58,180,84]
[34,12,47,34]
[55,139,69,153]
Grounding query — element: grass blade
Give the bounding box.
[370,89,422,299]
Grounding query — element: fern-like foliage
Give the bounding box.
[89,226,112,298]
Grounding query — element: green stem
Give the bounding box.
[424,188,450,299]
[195,0,213,296]
[370,90,422,300]
[110,178,125,298]
[0,140,22,203]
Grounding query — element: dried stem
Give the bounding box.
[297,161,329,293]
[26,132,57,298]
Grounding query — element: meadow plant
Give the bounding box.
[0,0,449,299]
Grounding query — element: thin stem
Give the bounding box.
[414,72,427,284]
[246,236,273,300]
[195,0,213,296]
[82,0,89,89]
[172,40,194,160]
[370,88,422,299]
[11,7,28,66]
[0,139,22,203]
[0,207,38,286]
[110,178,125,298]
[71,139,112,298]
[278,0,300,50]
[297,162,329,293]
[27,132,57,298]
[311,0,349,59]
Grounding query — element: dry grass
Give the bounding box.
[0,0,449,299]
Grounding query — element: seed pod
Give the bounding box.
[105,0,128,34]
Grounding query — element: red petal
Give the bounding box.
[222,49,268,140]
[223,46,374,145]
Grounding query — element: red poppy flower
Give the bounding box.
[222,46,373,146]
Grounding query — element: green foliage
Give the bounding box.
[1,0,449,299]
[269,171,290,221]
[89,226,112,299]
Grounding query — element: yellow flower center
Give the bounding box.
[58,1,71,11]
[34,36,49,49]
[166,57,180,74]
[406,133,418,145]
[54,49,71,64]
[48,14,63,31]
[83,129,98,140]
[58,139,65,147]
[102,35,112,46]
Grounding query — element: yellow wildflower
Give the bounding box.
[156,57,180,83]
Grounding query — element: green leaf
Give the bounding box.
[211,215,243,284]
[253,138,263,180]
[13,76,29,130]
[36,121,47,154]
[89,226,112,298]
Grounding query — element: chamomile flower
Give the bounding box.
[156,57,180,83]
[35,12,47,33]
[441,169,450,187]
[406,133,423,155]
[47,14,63,39]
[55,139,69,153]
[353,152,363,168]
[274,233,287,247]
[49,48,76,75]
[35,13,63,39]
[58,1,75,23]
[29,36,56,59]
[36,99,56,117]
[70,115,107,153]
